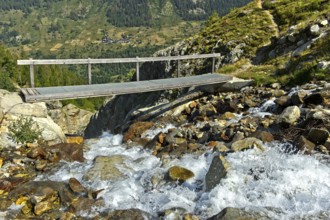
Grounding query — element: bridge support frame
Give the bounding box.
[136,57,140,81]
[29,58,35,88]
[88,58,92,85]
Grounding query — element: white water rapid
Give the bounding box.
[35,128,330,219]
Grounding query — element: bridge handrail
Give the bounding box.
[17,53,221,88]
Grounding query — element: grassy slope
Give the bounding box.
[190,0,330,85]
[0,0,200,57]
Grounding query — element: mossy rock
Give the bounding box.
[168,166,194,182]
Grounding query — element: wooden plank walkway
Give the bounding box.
[21,73,233,102]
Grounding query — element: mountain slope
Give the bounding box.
[146,0,330,85]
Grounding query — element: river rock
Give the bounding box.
[307,128,329,144]
[0,177,29,192]
[0,198,13,211]
[279,106,300,125]
[102,209,153,220]
[123,121,154,142]
[8,181,75,207]
[168,166,194,182]
[219,112,237,120]
[69,197,95,213]
[83,155,131,181]
[34,201,55,216]
[35,159,48,171]
[50,143,84,162]
[304,93,324,106]
[275,96,291,107]
[250,131,274,142]
[298,136,316,154]
[208,207,271,220]
[205,155,228,192]
[68,178,85,193]
[291,90,307,105]
[27,146,47,159]
[231,137,264,152]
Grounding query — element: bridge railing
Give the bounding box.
[17,53,221,88]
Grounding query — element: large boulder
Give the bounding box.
[0,91,66,146]
[49,103,93,135]
[83,155,132,181]
[279,106,300,125]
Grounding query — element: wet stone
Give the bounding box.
[307,128,329,144]
[168,166,195,182]
[101,208,153,220]
[35,159,47,171]
[208,207,271,220]
[204,156,228,192]
[69,177,85,193]
[291,90,307,105]
[231,137,264,152]
[298,136,316,154]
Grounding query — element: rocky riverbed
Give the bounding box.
[1,81,330,219]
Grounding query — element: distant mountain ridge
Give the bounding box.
[0,0,252,27]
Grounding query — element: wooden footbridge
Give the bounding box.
[17,53,234,102]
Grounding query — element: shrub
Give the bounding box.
[0,72,16,91]
[8,117,43,144]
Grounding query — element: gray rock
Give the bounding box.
[292,41,312,57]
[320,20,328,27]
[310,24,320,36]
[231,137,264,152]
[208,207,271,220]
[279,106,300,125]
[287,34,296,43]
[307,128,329,144]
[103,209,153,220]
[291,90,307,105]
[275,96,292,107]
[10,103,48,118]
[204,155,228,192]
[298,136,316,154]
[317,61,330,70]
[83,155,132,181]
[49,104,93,135]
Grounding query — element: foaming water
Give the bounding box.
[37,134,330,219]
[249,98,276,117]
[199,142,330,219]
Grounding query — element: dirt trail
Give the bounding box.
[257,0,280,37]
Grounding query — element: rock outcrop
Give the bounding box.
[48,103,93,135]
[0,90,66,146]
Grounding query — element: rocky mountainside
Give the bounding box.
[85,0,330,137]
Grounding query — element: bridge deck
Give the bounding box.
[21,73,233,102]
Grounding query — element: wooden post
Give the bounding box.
[212,56,216,73]
[88,58,92,85]
[136,57,140,81]
[177,59,180,77]
[29,58,35,88]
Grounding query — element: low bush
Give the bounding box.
[8,117,43,144]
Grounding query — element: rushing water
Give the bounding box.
[34,129,330,219]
